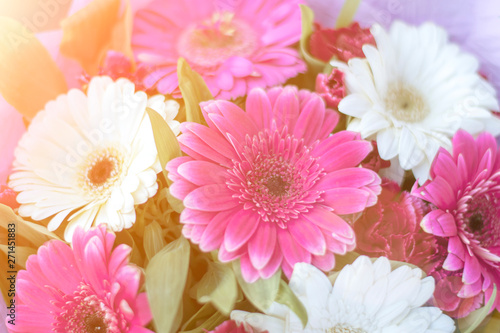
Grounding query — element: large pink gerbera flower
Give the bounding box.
[412,130,500,310]
[132,0,306,99]
[7,225,152,333]
[167,86,381,281]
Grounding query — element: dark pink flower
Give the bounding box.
[315,69,346,109]
[412,130,500,310]
[360,141,391,173]
[7,225,152,332]
[354,180,439,273]
[309,22,375,63]
[167,86,381,281]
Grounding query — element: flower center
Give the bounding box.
[385,83,430,123]
[80,147,125,199]
[227,129,324,228]
[84,314,108,333]
[54,283,123,333]
[326,324,367,333]
[177,11,258,69]
[461,189,500,248]
[265,175,290,196]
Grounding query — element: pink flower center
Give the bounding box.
[459,186,500,249]
[177,12,258,69]
[226,129,324,228]
[54,283,124,333]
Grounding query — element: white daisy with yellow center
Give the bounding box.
[9,76,180,241]
[231,257,455,333]
[337,21,500,183]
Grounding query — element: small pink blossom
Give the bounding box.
[132,0,305,99]
[0,186,18,209]
[315,69,346,110]
[412,130,500,311]
[309,22,375,63]
[6,225,152,333]
[360,141,391,174]
[354,180,439,273]
[167,86,381,281]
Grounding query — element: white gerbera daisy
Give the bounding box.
[337,21,500,183]
[231,256,455,333]
[9,76,180,241]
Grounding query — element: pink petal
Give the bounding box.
[245,87,273,129]
[312,131,360,157]
[181,122,238,161]
[318,109,340,139]
[311,252,335,271]
[240,255,260,283]
[303,207,355,240]
[248,222,277,270]
[318,140,373,172]
[179,132,232,166]
[448,236,466,261]
[288,219,326,255]
[183,185,239,211]
[463,254,482,284]
[277,228,311,268]
[223,210,260,252]
[419,176,456,210]
[272,86,300,130]
[258,244,283,279]
[199,209,238,252]
[323,187,371,215]
[169,179,197,200]
[442,253,465,271]
[420,210,458,237]
[180,209,216,225]
[314,168,378,191]
[293,94,325,146]
[177,161,228,186]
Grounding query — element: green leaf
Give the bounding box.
[299,5,327,72]
[232,260,281,312]
[180,303,226,333]
[145,236,191,333]
[458,285,497,333]
[335,0,362,28]
[143,221,167,261]
[177,58,213,126]
[146,107,181,185]
[275,280,309,328]
[191,262,238,315]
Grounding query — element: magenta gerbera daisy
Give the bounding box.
[413,130,500,310]
[7,225,152,333]
[132,0,306,99]
[167,86,381,282]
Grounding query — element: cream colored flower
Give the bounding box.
[9,76,180,241]
[338,21,500,183]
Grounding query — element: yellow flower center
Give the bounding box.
[385,83,429,123]
[81,147,125,198]
[326,325,367,333]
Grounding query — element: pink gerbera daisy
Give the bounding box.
[412,130,500,310]
[7,225,152,333]
[132,0,306,99]
[167,86,381,282]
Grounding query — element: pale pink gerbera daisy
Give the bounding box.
[167,86,381,281]
[132,0,306,99]
[412,130,500,310]
[7,225,152,333]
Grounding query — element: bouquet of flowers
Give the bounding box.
[1,0,499,332]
